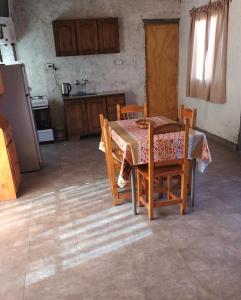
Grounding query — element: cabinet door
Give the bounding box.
[7,139,21,192]
[76,19,99,55]
[64,101,87,138]
[97,18,119,54]
[106,94,125,121]
[53,20,77,56]
[86,97,107,134]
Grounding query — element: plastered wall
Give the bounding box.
[2,0,180,129]
[3,0,239,143]
[179,0,241,144]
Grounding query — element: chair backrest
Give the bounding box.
[117,102,148,120]
[99,113,104,131]
[148,120,190,178]
[180,105,196,129]
[102,117,117,195]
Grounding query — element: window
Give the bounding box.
[186,1,229,103]
[194,18,206,80]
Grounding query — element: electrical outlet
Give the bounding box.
[46,63,55,71]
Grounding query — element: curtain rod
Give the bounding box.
[190,0,231,14]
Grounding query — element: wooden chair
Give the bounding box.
[100,114,131,206]
[180,105,197,193]
[136,120,190,220]
[117,102,148,120]
[180,105,196,128]
[100,114,121,172]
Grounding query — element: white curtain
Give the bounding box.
[186,0,229,103]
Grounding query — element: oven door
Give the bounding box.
[32,106,52,130]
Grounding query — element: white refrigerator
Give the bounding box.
[0,63,42,172]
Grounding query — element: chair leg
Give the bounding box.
[138,177,146,207]
[137,172,142,207]
[158,177,163,199]
[148,179,153,220]
[167,175,172,200]
[141,178,148,207]
[180,173,187,215]
[187,160,192,195]
[113,184,119,206]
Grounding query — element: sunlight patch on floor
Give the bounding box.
[1,180,152,286]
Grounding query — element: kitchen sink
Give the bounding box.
[73,91,97,96]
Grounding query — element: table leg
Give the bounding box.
[191,159,196,208]
[131,167,137,215]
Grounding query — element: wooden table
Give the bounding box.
[103,116,212,214]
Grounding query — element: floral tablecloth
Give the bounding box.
[100,116,212,188]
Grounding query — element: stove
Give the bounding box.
[31,96,54,143]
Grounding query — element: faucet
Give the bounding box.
[74,79,88,87]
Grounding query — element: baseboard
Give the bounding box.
[196,127,239,151]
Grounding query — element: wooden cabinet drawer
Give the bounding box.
[4,125,13,146]
[106,94,125,106]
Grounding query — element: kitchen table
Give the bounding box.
[100,116,212,214]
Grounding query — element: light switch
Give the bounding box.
[115,59,124,66]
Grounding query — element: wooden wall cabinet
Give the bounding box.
[53,18,119,56]
[76,19,99,55]
[53,20,78,56]
[97,18,119,54]
[0,114,21,201]
[64,93,125,139]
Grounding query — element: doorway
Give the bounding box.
[145,20,179,120]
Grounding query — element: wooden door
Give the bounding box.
[86,97,107,134]
[76,19,99,55]
[145,22,179,120]
[53,20,77,56]
[64,100,87,138]
[97,18,119,54]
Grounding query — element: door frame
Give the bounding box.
[144,19,180,117]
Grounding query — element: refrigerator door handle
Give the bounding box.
[32,106,48,110]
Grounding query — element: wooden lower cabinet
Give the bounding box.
[64,100,87,138]
[64,93,125,139]
[0,114,21,201]
[86,97,107,134]
[106,94,125,120]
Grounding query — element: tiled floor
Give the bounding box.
[0,137,240,300]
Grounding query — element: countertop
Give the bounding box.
[62,90,124,100]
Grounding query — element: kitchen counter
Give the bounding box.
[62,90,124,100]
[63,92,125,138]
